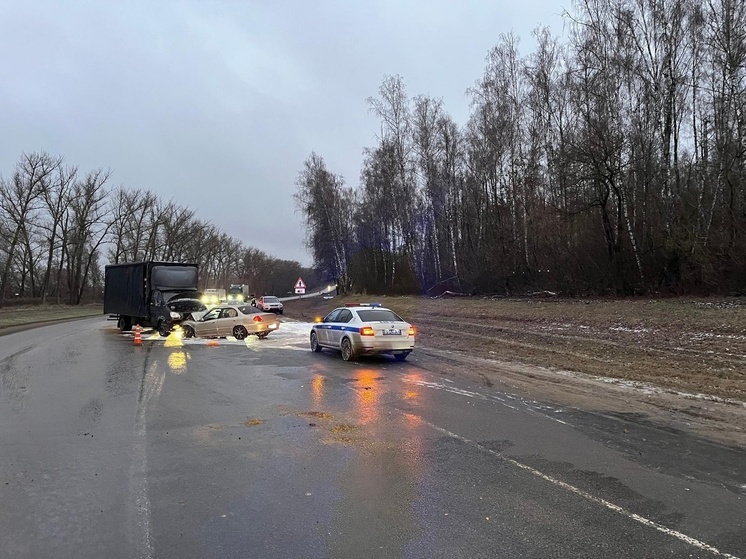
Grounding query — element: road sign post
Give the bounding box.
[294,277,306,298]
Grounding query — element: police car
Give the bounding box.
[310,303,415,361]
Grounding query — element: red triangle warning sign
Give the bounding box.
[295,277,306,289]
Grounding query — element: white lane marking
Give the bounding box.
[421,419,741,559]
[404,379,484,400]
[405,379,519,410]
[129,361,164,559]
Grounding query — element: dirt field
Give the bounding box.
[283,294,746,445]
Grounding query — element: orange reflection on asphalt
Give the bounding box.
[402,371,423,401]
[354,369,379,425]
[311,373,325,407]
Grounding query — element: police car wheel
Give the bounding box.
[395,351,409,362]
[341,338,355,361]
[310,331,321,352]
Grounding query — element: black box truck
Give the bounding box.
[104,261,201,335]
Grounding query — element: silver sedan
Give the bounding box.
[310,304,415,361]
[181,305,279,340]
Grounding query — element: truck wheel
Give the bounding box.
[157,321,171,337]
[118,316,132,332]
[232,325,247,340]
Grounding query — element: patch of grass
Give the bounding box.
[0,303,102,330]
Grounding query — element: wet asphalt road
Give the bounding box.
[0,318,744,559]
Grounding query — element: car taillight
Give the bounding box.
[253,316,263,322]
[360,326,374,336]
[408,326,416,336]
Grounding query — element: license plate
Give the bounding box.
[382,328,401,335]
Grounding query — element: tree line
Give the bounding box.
[296,0,746,296]
[0,152,315,306]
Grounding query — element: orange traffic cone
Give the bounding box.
[206,339,219,347]
[133,325,142,346]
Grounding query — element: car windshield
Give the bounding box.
[202,309,220,321]
[264,297,279,302]
[356,309,403,322]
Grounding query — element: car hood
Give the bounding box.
[168,298,207,313]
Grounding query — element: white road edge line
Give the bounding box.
[129,361,164,559]
[421,419,741,559]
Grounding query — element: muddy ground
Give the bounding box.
[283,294,746,446]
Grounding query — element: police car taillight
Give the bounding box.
[360,326,375,336]
[408,326,416,336]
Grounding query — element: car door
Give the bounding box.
[327,309,353,348]
[217,308,239,336]
[195,308,221,338]
[317,309,341,345]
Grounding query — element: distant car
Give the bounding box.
[310,303,415,361]
[181,304,279,340]
[257,296,283,314]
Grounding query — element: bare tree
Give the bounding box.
[66,169,113,304]
[0,152,60,305]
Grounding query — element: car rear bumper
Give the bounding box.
[353,338,414,354]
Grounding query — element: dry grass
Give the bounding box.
[283,295,746,400]
[0,303,102,330]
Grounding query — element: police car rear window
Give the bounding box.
[356,309,402,322]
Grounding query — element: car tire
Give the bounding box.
[340,337,356,361]
[279,310,283,315]
[395,351,410,362]
[233,325,248,340]
[182,325,195,339]
[257,331,269,339]
[157,321,170,337]
[310,331,322,352]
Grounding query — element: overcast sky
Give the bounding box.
[0,1,566,266]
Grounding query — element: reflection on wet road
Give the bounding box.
[0,318,744,558]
